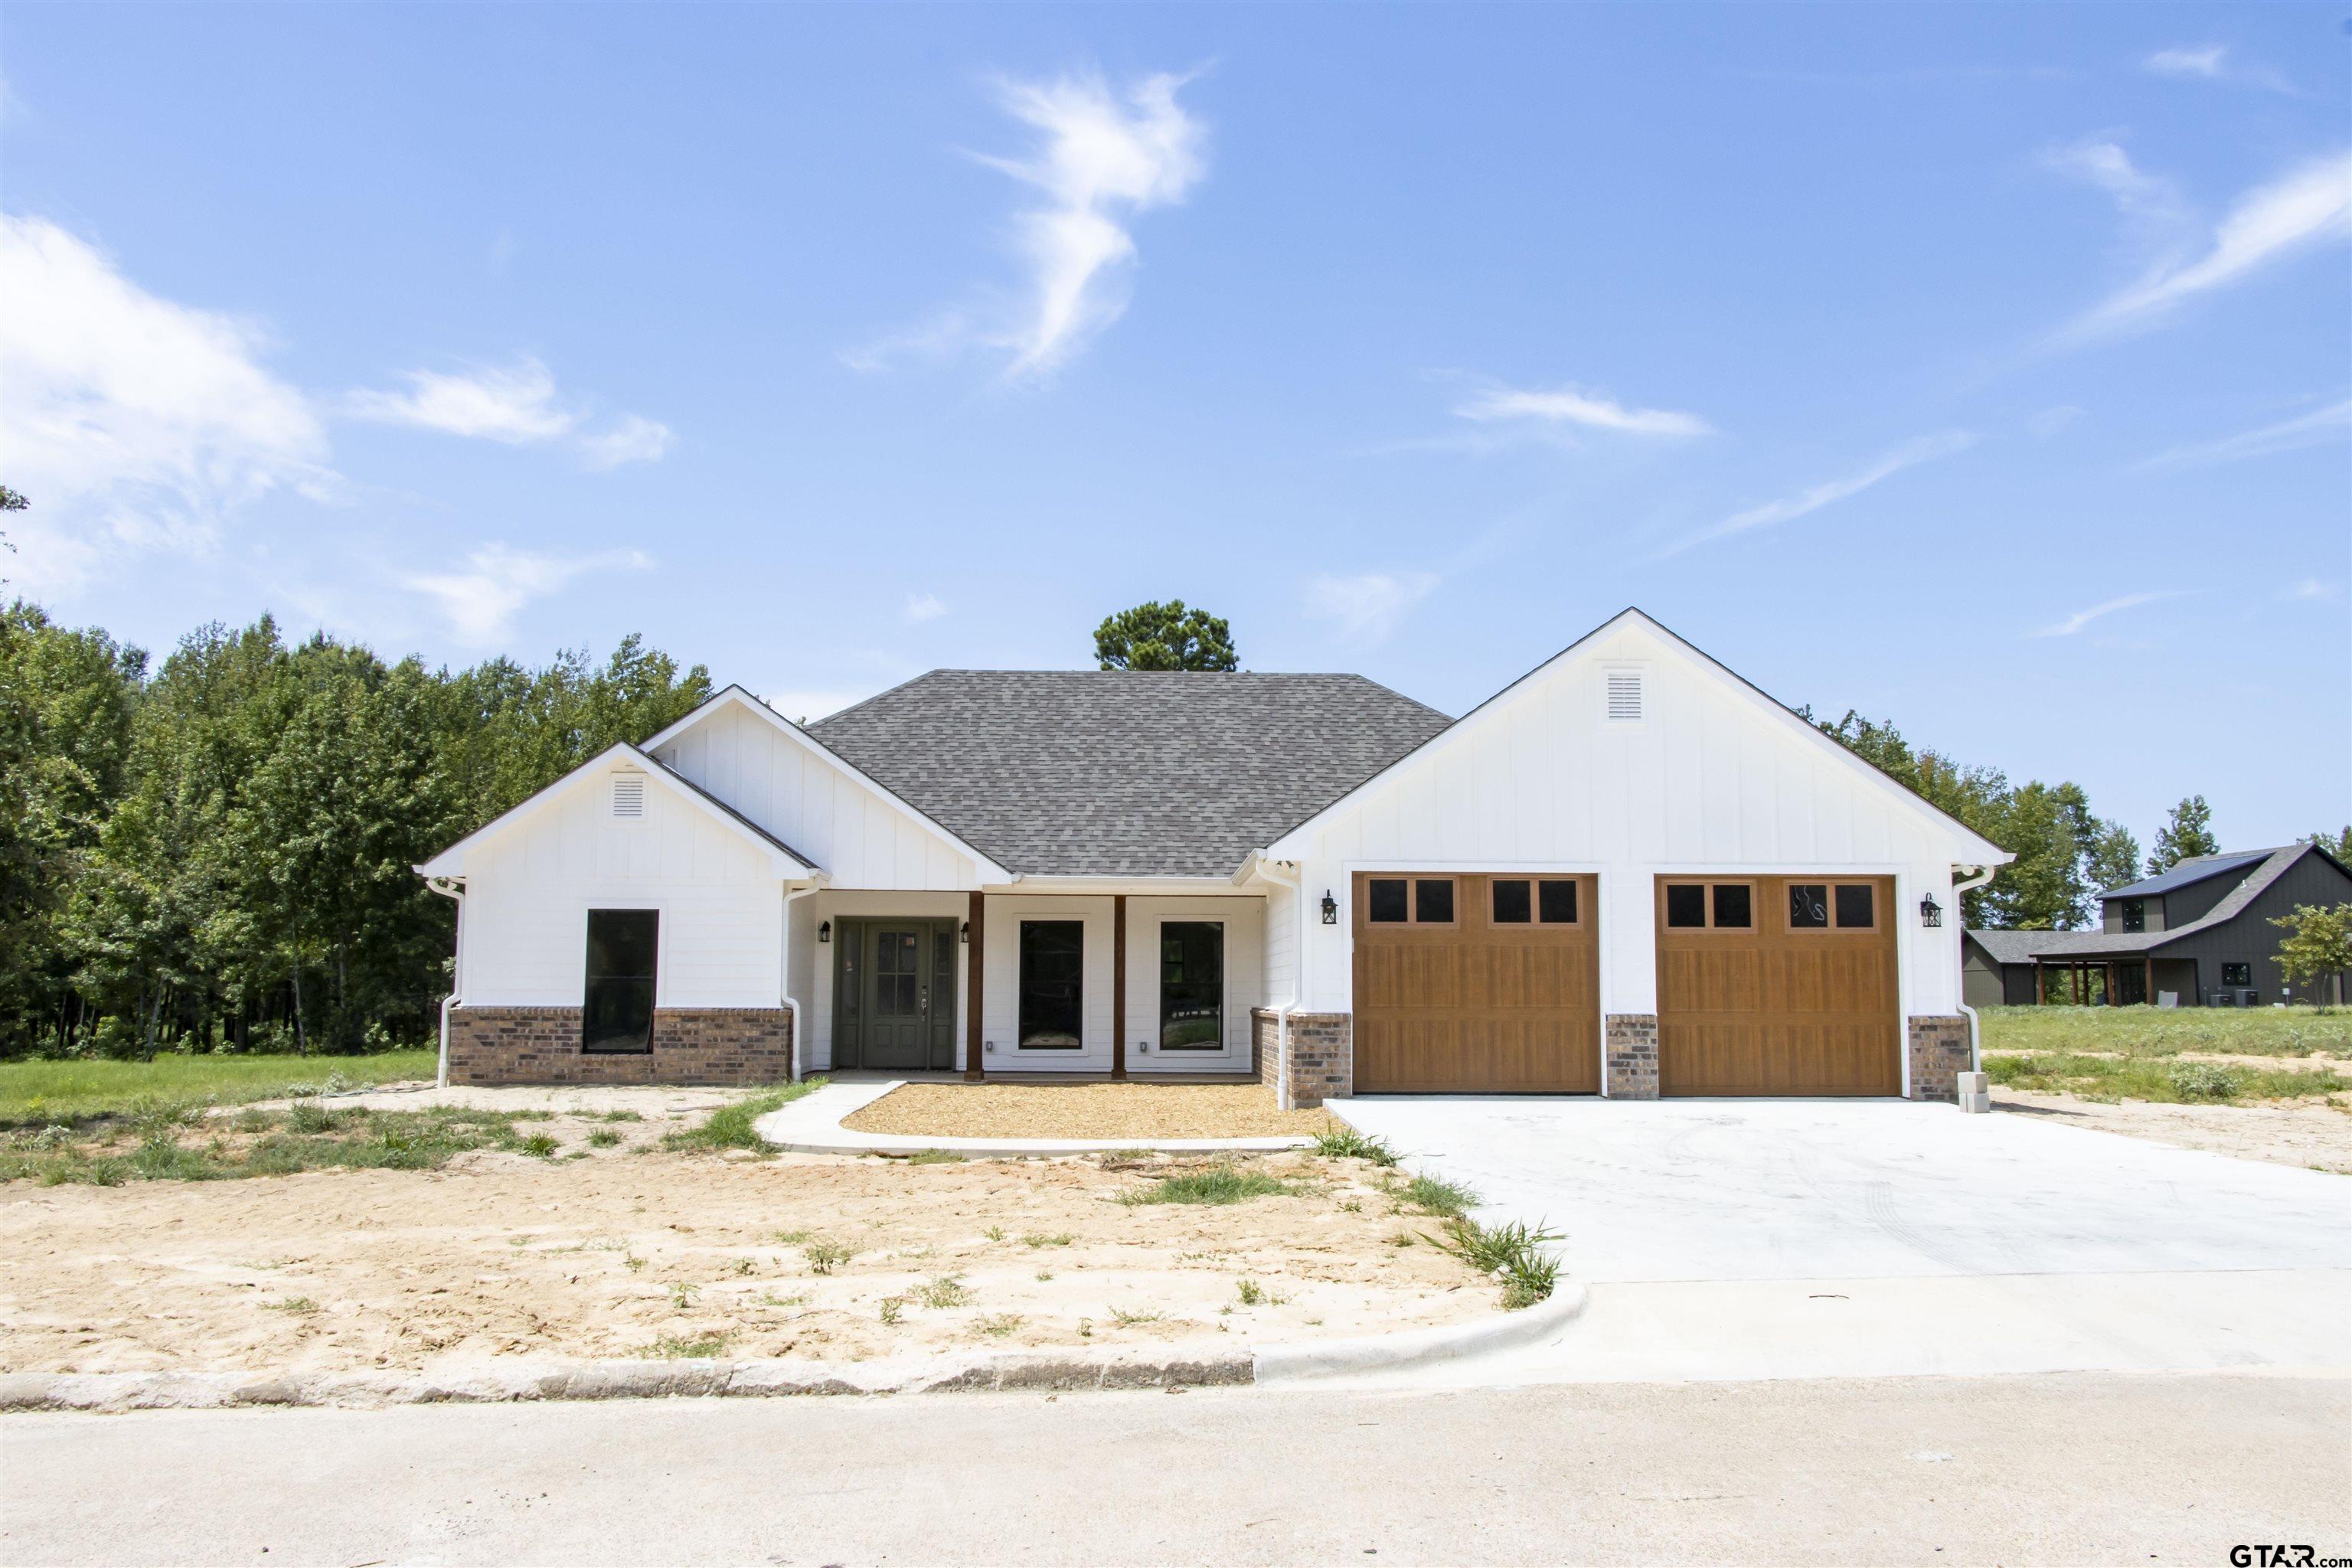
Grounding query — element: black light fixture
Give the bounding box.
[817,920,831,943]
[1919,893,1942,928]
[959,920,969,944]
[1321,890,1338,925]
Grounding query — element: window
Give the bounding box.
[2221,962,2252,988]
[1414,879,1455,923]
[1367,878,1409,923]
[1018,922,1084,1049]
[1788,882,1877,932]
[2120,900,2145,933]
[1665,882,1755,930]
[1537,879,1579,925]
[1788,884,1829,929]
[1605,668,1644,722]
[1491,879,1532,924]
[583,909,658,1054]
[1159,922,1224,1050]
[1834,884,1875,929]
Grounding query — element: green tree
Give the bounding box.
[2269,903,2352,1007]
[2147,795,2220,874]
[1093,600,1237,671]
[2304,826,2352,863]
[2083,820,2142,896]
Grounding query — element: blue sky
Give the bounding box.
[4,4,2346,851]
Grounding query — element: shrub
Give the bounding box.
[2168,1061,2241,1100]
[802,1240,853,1275]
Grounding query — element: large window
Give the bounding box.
[583,909,658,1054]
[2120,900,2146,933]
[1018,920,1084,1049]
[1159,922,1224,1050]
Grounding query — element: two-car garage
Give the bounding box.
[1350,871,1901,1096]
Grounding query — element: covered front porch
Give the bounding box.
[792,887,1269,1083]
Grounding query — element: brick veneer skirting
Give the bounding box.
[447,1006,793,1086]
[1605,1014,1660,1099]
[1906,1015,1971,1103]
[1250,1009,1279,1088]
[1272,1011,1352,1109]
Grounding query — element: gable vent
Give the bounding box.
[1605,670,1645,723]
[611,773,646,818]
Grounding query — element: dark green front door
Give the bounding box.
[835,919,959,1070]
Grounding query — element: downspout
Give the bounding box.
[425,877,465,1089]
[781,880,824,1083]
[1951,864,1998,1071]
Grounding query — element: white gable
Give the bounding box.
[648,688,1002,890]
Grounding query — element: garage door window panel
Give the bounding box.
[1538,880,1579,925]
[1491,879,1532,924]
[1834,884,1877,930]
[1663,880,1756,932]
[1414,879,1457,926]
[1367,878,1409,924]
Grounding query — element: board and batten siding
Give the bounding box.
[1122,896,1265,1073]
[652,701,984,890]
[460,762,783,1008]
[1262,878,1299,1008]
[1273,619,1984,1022]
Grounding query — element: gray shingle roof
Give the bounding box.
[808,671,1453,877]
[2099,848,2275,900]
[2020,845,2310,958]
[1966,929,2069,965]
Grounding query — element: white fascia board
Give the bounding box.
[641,684,1014,883]
[982,875,1251,897]
[1263,607,2011,867]
[413,741,818,880]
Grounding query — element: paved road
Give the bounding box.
[5,1374,2347,1566]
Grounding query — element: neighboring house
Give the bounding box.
[1962,843,2352,1008]
[415,609,2012,1105]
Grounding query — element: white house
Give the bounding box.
[416,609,2011,1105]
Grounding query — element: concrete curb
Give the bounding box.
[754,1080,1312,1158]
[1253,1279,1589,1384]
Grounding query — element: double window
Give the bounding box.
[1785,882,1877,932]
[583,909,658,1054]
[1664,882,1753,930]
[1489,878,1579,926]
[1018,920,1084,1049]
[1159,922,1224,1050]
[1366,877,1455,926]
[2119,900,2146,934]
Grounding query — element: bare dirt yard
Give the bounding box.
[1,1096,1491,1377]
[841,1081,1333,1140]
[1991,1086,2352,1174]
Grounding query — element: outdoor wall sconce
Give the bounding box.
[817,920,831,943]
[1919,894,1942,928]
[1321,890,1338,925]
[959,921,969,943]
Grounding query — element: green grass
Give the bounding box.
[1,1103,550,1185]
[660,1078,825,1154]
[1310,1125,1400,1166]
[1982,1052,2346,1106]
[1427,1216,1563,1309]
[647,1331,731,1359]
[1398,1171,1480,1219]
[1116,1165,1292,1207]
[1978,1005,2350,1061]
[0,1050,438,1131]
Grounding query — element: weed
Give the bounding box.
[1427,1217,1562,1309]
[1234,1279,1269,1306]
[517,1133,560,1158]
[773,1228,812,1246]
[727,1257,756,1277]
[668,1281,698,1310]
[1118,1165,1291,1207]
[1035,1269,1054,1282]
[1077,1318,1093,1338]
[2168,1061,2241,1099]
[755,1292,807,1308]
[263,1296,318,1315]
[588,1129,623,1148]
[1109,1306,1164,1326]
[603,1109,645,1123]
[648,1331,731,1359]
[625,1254,646,1273]
[973,1313,1022,1338]
[905,1148,964,1165]
[662,1080,823,1155]
[1311,1125,1400,1165]
[982,1224,1006,1241]
[287,1102,340,1135]
[1401,1172,1479,1218]
[919,1275,970,1309]
[1021,1232,1074,1248]
[802,1240,853,1275]
[878,1295,907,1326]
[1340,1199,1361,1213]
[1384,1231,1416,1247]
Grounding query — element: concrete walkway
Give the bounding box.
[755,1078,1313,1156]
[1325,1096,2352,1386]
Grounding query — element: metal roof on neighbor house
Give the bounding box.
[808,670,1454,877]
[2098,848,2275,901]
[2026,844,2311,959]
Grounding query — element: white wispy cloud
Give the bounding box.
[1453,382,1712,437]
[2041,137,2186,227]
[346,358,673,468]
[902,592,948,623]
[1657,431,1976,558]
[850,69,1207,380]
[2137,397,2352,469]
[402,544,653,648]
[2282,577,2339,603]
[2071,151,2352,335]
[2143,44,2293,93]
[0,213,332,593]
[2028,405,2086,438]
[2029,590,2182,638]
[1304,570,1440,645]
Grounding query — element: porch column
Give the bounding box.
[1112,894,1128,1081]
[965,890,985,1082]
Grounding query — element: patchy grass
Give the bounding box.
[0,1050,438,1131]
[1427,1217,1563,1309]
[903,1148,965,1165]
[1311,1125,1400,1166]
[0,1103,554,1185]
[1398,1172,1480,1219]
[660,1080,824,1155]
[1978,1005,2350,1061]
[1984,1052,2346,1105]
[801,1240,853,1275]
[1116,1165,1292,1207]
[647,1331,732,1359]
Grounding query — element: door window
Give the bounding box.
[1159,922,1224,1050]
[583,909,658,1054]
[1019,921,1084,1049]
[874,929,920,1016]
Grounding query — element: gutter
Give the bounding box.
[1950,864,1998,1072]
[780,880,828,1082]
[423,877,466,1089]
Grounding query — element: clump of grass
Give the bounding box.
[1118,1165,1292,1207]
[287,1101,341,1135]
[587,1129,622,1148]
[662,1080,824,1155]
[973,1314,1022,1338]
[1428,1217,1562,1309]
[2169,1061,2241,1099]
[262,1296,319,1315]
[1034,1269,1054,1282]
[1384,1231,1415,1248]
[982,1224,1006,1241]
[602,1109,645,1123]
[1400,1171,1479,1219]
[773,1228,812,1245]
[756,1292,805,1308]
[1,1103,525,1185]
[1311,1126,1399,1165]
[727,1257,755,1277]
[802,1240,853,1275]
[878,1295,907,1325]
[919,1275,970,1309]
[648,1331,731,1359]
[1021,1232,1074,1248]
[1234,1279,1285,1307]
[1109,1305,1164,1326]
[904,1148,964,1165]
[1984,1052,2341,1105]
[516,1133,560,1158]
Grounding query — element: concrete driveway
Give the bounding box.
[1325,1096,2352,1384]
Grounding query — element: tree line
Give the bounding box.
[2,603,710,1059]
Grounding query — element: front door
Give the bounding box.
[835,919,959,1070]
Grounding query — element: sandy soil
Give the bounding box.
[1993,1086,2352,1174]
[0,1149,1488,1375]
[842,1083,1334,1140]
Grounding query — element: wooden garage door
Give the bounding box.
[1352,872,1599,1093]
[1655,875,1900,1096]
